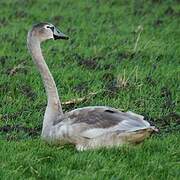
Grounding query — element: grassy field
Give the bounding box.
[0,0,180,179]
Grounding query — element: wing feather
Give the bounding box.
[54,106,151,139]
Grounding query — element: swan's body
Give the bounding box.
[27,22,157,151]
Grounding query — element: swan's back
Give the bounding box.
[66,106,149,129]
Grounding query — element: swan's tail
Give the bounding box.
[120,125,158,144]
[124,111,159,133]
[148,126,159,132]
[126,126,159,133]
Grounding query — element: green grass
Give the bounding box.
[0,134,179,179]
[0,0,179,179]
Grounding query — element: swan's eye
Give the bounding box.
[45,25,54,32]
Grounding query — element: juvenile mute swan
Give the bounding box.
[27,22,157,151]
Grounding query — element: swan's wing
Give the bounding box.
[54,106,151,139]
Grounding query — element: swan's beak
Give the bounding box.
[53,27,69,40]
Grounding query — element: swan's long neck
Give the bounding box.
[27,33,63,135]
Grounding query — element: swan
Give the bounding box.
[27,22,158,151]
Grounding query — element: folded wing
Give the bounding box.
[59,106,151,139]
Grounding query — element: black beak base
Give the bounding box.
[53,34,69,40]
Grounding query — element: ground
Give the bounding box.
[0,0,179,179]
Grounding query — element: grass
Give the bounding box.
[0,135,179,179]
[0,0,179,179]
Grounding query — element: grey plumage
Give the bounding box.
[49,106,156,147]
[27,22,158,151]
[54,106,147,129]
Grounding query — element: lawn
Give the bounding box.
[0,0,179,179]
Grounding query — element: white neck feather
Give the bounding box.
[27,33,63,136]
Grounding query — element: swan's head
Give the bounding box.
[30,22,69,42]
